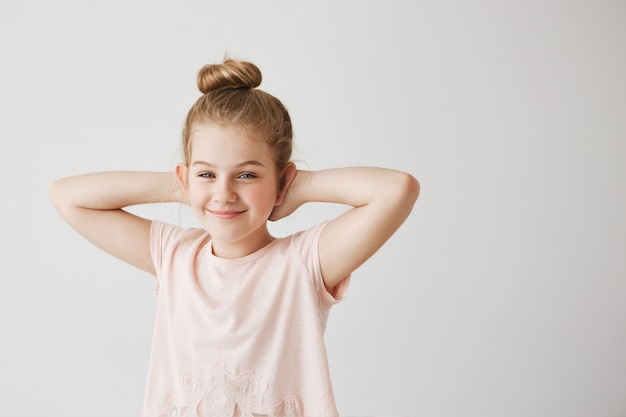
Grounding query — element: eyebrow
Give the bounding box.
[191,160,267,168]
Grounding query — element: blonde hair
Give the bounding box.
[181,59,293,171]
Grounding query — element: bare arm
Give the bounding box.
[271,167,420,291]
[49,171,185,276]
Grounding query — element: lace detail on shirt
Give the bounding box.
[145,361,304,417]
[317,390,338,417]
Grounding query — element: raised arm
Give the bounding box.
[272,167,420,291]
[49,171,185,276]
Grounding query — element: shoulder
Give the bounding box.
[150,221,211,285]
[281,221,350,302]
[150,220,210,255]
[151,220,207,239]
[272,221,330,277]
[287,220,329,246]
[279,221,329,258]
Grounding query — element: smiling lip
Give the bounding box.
[208,209,245,220]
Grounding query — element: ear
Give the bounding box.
[274,162,297,206]
[175,163,188,190]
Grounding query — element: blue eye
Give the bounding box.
[239,173,256,179]
[199,172,215,179]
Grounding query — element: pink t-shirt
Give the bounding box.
[142,220,350,417]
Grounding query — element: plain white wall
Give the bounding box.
[1,1,625,416]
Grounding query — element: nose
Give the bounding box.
[213,178,237,204]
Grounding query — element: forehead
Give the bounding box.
[189,123,274,164]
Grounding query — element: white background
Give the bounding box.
[1,1,625,416]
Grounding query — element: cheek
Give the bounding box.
[187,183,209,205]
[247,185,278,208]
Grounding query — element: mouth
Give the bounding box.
[208,209,245,220]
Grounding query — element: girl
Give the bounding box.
[50,58,419,417]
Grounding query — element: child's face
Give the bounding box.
[181,123,282,258]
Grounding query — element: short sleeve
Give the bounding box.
[150,221,166,295]
[290,221,351,308]
[149,221,184,296]
[150,221,211,296]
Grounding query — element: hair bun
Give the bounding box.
[197,59,262,94]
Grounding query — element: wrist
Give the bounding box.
[290,169,312,206]
[165,171,187,204]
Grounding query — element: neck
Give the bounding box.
[211,231,275,259]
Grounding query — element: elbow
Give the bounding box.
[380,171,419,224]
[49,177,71,214]
[409,174,420,203]
[398,172,420,206]
[49,179,62,211]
